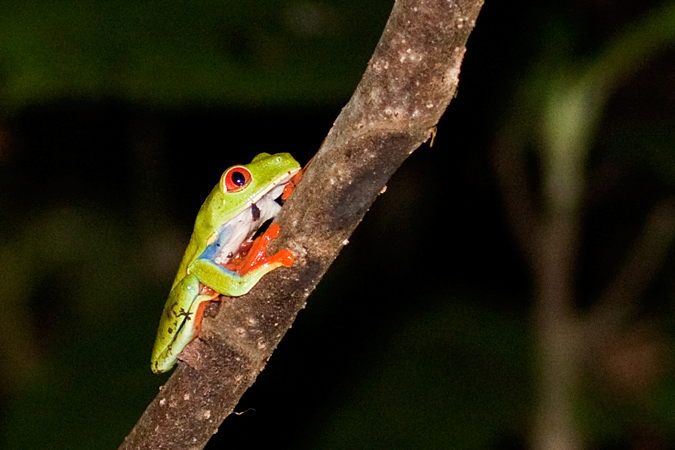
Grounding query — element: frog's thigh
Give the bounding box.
[151,274,202,372]
[190,258,272,296]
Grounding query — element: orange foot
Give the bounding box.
[282,169,303,200]
[223,223,293,276]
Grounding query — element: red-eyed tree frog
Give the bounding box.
[151,152,302,373]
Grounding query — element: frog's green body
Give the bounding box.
[151,153,301,373]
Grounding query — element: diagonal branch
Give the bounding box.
[119,0,484,449]
[492,131,541,268]
[583,197,675,347]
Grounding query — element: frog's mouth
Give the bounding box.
[211,168,299,266]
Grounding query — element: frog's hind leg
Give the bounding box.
[151,275,218,373]
[189,223,293,297]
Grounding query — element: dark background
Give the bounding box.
[1,0,674,449]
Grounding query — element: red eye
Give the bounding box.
[223,166,251,192]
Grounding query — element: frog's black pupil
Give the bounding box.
[232,171,246,187]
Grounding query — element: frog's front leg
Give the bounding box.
[190,223,293,297]
[151,274,219,373]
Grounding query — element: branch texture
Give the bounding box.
[120,0,483,448]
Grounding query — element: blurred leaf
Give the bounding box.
[0,0,390,110]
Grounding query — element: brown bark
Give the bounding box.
[119,0,484,449]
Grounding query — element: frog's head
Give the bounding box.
[214,152,300,219]
[193,152,301,248]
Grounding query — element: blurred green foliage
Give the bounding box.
[0,0,390,109]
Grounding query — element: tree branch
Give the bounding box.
[583,198,675,347]
[119,0,484,449]
[492,130,541,268]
